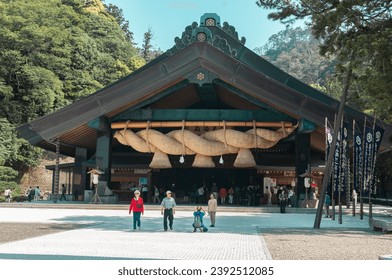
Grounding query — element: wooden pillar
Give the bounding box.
[94,117,112,195]
[72,147,88,195]
[295,132,311,206]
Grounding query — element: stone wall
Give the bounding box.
[19,154,74,194]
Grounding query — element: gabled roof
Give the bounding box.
[17,13,392,156]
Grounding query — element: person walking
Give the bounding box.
[59,184,67,201]
[129,190,144,231]
[160,190,176,231]
[207,193,217,227]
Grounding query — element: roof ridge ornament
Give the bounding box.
[167,13,246,57]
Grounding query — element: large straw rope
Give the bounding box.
[114,125,297,156]
[114,124,297,168]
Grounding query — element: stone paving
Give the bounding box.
[0,204,389,260]
[0,207,270,260]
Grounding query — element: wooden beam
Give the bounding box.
[111,121,294,129]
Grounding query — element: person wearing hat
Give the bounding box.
[129,190,144,231]
[160,190,177,231]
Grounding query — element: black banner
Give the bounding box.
[340,124,348,195]
[370,125,384,194]
[353,130,363,192]
[332,128,341,194]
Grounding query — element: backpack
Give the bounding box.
[194,215,201,228]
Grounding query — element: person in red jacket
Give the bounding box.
[129,190,144,231]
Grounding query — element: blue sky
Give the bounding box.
[104,0,297,52]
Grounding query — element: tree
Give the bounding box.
[141,27,154,62]
[0,0,145,177]
[258,27,336,86]
[256,0,392,228]
[256,0,392,123]
[0,118,41,172]
[104,3,135,44]
[0,0,142,124]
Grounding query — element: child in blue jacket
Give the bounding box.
[193,206,208,232]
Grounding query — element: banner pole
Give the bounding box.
[368,117,376,221]
[352,119,356,217]
[338,116,343,224]
[360,116,367,220]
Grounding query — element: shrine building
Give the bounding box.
[17,13,392,204]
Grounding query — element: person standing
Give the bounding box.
[197,185,205,204]
[207,193,217,227]
[26,187,33,202]
[211,183,218,204]
[265,186,272,205]
[160,190,176,231]
[141,184,148,202]
[219,186,227,205]
[59,184,67,201]
[279,189,288,213]
[171,183,176,199]
[183,188,189,204]
[153,186,161,204]
[129,190,144,230]
[227,186,234,204]
[34,186,41,202]
[352,189,358,207]
[325,193,331,218]
[4,188,12,203]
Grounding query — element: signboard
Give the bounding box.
[138,177,148,185]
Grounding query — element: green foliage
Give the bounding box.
[256,0,392,124]
[104,3,135,44]
[0,165,21,202]
[0,0,142,124]
[141,27,154,62]
[258,27,336,86]
[0,118,42,172]
[0,0,145,174]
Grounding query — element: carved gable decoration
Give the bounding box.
[167,13,246,58]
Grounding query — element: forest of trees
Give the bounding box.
[0,0,391,199]
[256,0,392,180]
[0,0,146,198]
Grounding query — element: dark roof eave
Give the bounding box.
[16,42,392,151]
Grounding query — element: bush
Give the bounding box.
[0,166,21,202]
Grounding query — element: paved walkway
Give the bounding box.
[0,203,389,260]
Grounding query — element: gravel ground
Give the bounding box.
[0,223,81,244]
[261,228,391,260]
